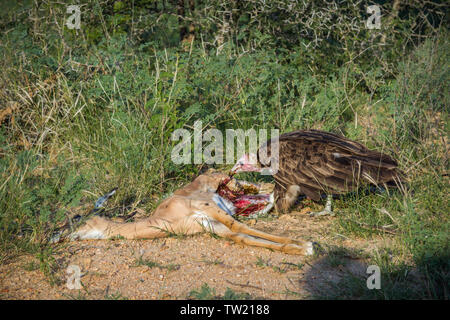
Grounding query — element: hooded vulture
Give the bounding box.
[230,130,404,216]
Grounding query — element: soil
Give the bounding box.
[0,210,387,300]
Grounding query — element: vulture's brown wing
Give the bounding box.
[259,130,403,201]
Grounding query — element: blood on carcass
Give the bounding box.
[216,176,271,217]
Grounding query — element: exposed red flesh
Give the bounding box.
[217,176,271,217]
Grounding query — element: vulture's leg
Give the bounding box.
[310,195,335,217]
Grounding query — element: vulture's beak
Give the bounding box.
[230,162,242,175]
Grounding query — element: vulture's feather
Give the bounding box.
[257,130,404,205]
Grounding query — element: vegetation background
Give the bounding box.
[0,0,448,299]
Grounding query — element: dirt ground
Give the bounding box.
[0,211,386,300]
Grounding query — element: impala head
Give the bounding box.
[230,153,261,174]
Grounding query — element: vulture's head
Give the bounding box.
[230,153,261,174]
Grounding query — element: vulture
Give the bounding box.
[230,130,404,216]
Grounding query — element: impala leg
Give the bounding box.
[196,202,314,253]
[201,217,314,256]
[226,232,314,255]
[70,215,187,240]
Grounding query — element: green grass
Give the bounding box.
[188,283,251,300]
[104,291,128,300]
[256,256,305,274]
[21,260,40,271]
[133,256,180,271]
[0,1,448,299]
